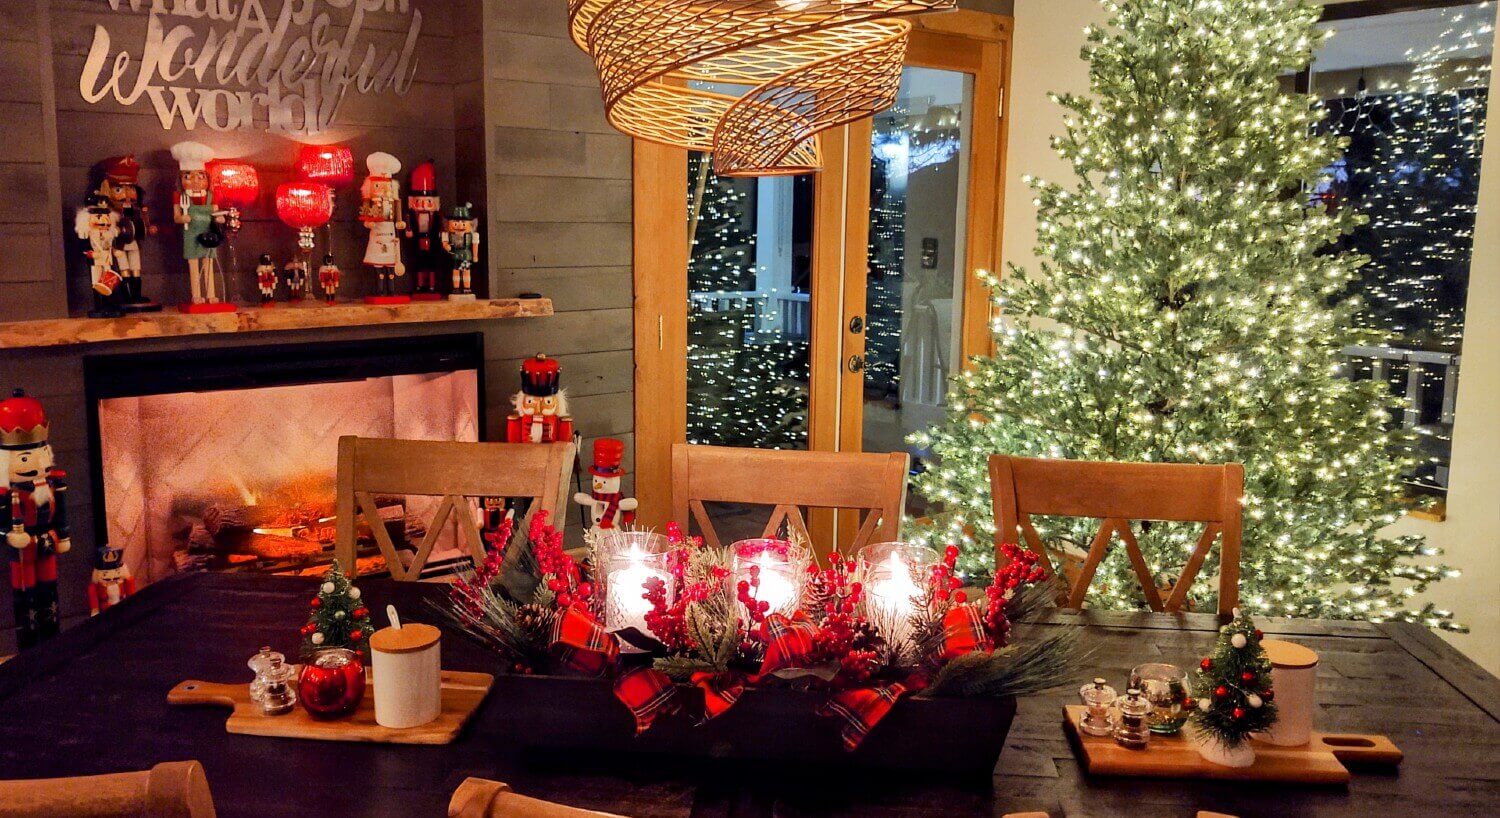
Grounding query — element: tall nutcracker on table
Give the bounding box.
[88,544,135,616]
[574,438,637,534]
[506,355,575,444]
[169,141,234,313]
[0,389,70,649]
[405,160,444,300]
[359,152,407,304]
[74,194,123,318]
[442,202,479,301]
[96,155,161,312]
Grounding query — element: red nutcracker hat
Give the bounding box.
[409,160,437,196]
[101,155,141,185]
[520,354,561,397]
[589,438,626,478]
[0,388,49,451]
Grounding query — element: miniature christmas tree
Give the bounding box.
[300,560,373,657]
[1190,609,1277,758]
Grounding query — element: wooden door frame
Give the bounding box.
[632,10,1013,532]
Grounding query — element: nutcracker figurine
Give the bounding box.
[169,141,234,313]
[88,544,135,617]
[283,256,309,302]
[359,152,407,304]
[441,202,479,301]
[405,160,443,300]
[0,389,70,649]
[74,194,124,318]
[506,354,575,443]
[317,253,341,305]
[255,253,277,307]
[573,438,637,533]
[96,155,160,312]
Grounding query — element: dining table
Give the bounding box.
[0,572,1496,817]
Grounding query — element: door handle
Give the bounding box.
[847,354,865,373]
[848,315,864,333]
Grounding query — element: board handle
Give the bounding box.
[1316,733,1404,766]
[168,680,242,708]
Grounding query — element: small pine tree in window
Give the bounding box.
[299,560,373,657]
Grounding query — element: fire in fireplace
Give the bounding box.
[85,334,484,585]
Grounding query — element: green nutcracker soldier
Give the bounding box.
[441,202,479,302]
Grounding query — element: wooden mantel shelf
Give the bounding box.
[0,298,553,351]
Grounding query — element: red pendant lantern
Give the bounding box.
[206,159,260,209]
[295,145,355,188]
[276,181,335,230]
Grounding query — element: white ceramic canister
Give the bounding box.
[370,621,442,729]
[1256,638,1319,746]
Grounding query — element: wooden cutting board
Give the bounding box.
[1062,705,1402,785]
[168,670,494,745]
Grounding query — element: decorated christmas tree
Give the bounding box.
[1190,609,1277,753]
[299,560,373,657]
[909,0,1458,628]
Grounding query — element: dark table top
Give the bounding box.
[1,573,1497,818]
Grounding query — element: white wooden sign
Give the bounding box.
[78,0,423,136]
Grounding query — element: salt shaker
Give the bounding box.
[247,646,282,703]
[1079,677,1117,737]
[1113,687,1152,749]
[255,653,298,716]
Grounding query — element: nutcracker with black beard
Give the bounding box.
[0,389,70,649]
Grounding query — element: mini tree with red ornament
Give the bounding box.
[299,560,372,657]
[1190,608,1278,750]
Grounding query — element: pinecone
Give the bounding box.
[513,603,556,639]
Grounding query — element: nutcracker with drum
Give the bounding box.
[74,194,124,318]
[359,152,408,304]
[88,543,135,617]
[573,438,637,534]
[317,253,341,305]
[169,141,235,313]
[255,253,277,307]
[506,355,575,444]
[95,154,161,312]
[405,160,444,300]
[0,389,70,650]
[441,201,479,301]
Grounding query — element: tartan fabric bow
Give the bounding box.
[549,605,619,676]
[689,671,746,722]
[613,665,679,734]
[817,677,925,751]
[757,612,819,678]
[939,603,993,662]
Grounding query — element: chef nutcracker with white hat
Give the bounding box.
[0,389,70,649]
[170,141,232,311]
[405,159,443,300]
[506,354,575,444]
[574,439,637,533]
[88,544,135,617]
[74,194,123,318]
[359,152,407,303]
[96,154,160,312]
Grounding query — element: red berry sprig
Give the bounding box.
[981,542,1047,647]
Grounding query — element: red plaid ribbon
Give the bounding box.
[939,604,993,662]
[612,665,679,734]
[817,679,918,751]
[548,605,619,677]
[690,671,746,722]
[757,613,818,678]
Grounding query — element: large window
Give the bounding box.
[1310,0,1495,497]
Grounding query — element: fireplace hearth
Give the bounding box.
[84,334,484,585]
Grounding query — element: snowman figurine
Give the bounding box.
[573,438,637,535]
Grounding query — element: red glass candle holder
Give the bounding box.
[297,647,366,719]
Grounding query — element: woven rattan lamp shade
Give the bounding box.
[568,0,956,176]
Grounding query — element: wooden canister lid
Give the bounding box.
[1262,638,1318,669]
[370,623,441,654]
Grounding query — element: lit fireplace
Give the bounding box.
[85,335,484,585]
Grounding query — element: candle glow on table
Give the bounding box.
[858,542,938,648]
[731,539,809,616]
[597,530,672,638]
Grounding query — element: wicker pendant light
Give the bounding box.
[568,0,955,176]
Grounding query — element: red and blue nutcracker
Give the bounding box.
[88,543,134,616]
[0,389,70,649]
[505,354,575,444]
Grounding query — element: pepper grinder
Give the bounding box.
[1113,687,1153,749]
[255,652,298,716]
[1079,677,1117,737]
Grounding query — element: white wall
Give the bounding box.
[1001,0,1499,672]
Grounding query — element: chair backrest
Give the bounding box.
[449,778,626,818]
[988,454,1243,615]
[0,760,215,818]
[335,437,576,580]
[671,443,909,556]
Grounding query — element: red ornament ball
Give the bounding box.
[310,597,322,609]
[1264,689,1275,701]
[1215,685,1228,698]
[300,623,315,636]
[352,607,368,619]
[1200,658,1212,670]
[1233,707,1246,719]
[1241,671,1255,682]
[349,629,364,641]
[1254,629,1264,640]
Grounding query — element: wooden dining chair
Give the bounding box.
[671,443,910,556]
[988,454,1244,614]
[449,778,627,818]
[335,437,576,580]
[0,760,215,817]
